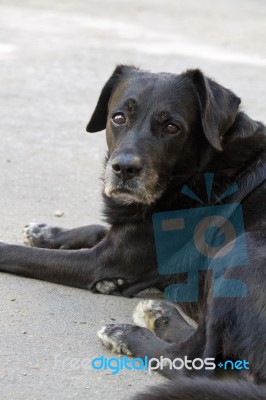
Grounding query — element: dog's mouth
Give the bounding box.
[103,161,163,205]
[104,180,150,203]
[104,186,145,203]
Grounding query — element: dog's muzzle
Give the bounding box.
[111,153,143,183]
[103,152,162,204]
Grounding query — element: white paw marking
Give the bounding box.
[96,281,117,294]
[22,223,51,246]
[96,279,126,294]
[133,300,198,329]
[97,326,132,356]
[133,300,160,328]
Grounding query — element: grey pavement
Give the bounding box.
[0,0,266,399]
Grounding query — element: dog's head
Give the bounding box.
[86,66,240,205]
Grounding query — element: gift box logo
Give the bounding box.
[152,173,249,302]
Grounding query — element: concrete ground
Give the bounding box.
[0,0,266,398]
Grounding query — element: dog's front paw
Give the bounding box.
[133,300,177,331]
[133,300,197,344]
[97,324,155,357]
[97,324,135,355]
[23,223,64,248]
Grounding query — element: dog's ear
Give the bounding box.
[185,69,241,151]
[86,65,137,133]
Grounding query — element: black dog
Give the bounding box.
[1,66,266,399]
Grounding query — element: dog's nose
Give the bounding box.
[111,154,143,181]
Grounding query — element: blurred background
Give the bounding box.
[0,1,265,399]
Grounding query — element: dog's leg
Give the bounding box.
[98,302,205,379]
[0,240,129,292]
[133,300,196,344]
[0,241,94,289]
[23,223,108,249]
[98,293,207,377]
[98,319,206,378]
[0,223,159,294]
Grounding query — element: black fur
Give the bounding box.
[0,66,265,399]
[132,379,266,400]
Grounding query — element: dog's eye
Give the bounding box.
[166,123,180,134]
[112,113,126,125]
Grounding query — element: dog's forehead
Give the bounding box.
[110,72,193,111]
